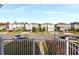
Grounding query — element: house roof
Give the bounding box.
[42,23,54,25]
[57,23,69,25]
[71,22,79,25]
[9,23,24,25]
[0,24,9,26]
[30,23,39,25]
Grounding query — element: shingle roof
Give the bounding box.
[57,23,68,25]
[42,23,54,25]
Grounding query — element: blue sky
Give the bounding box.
[0,4,79,23]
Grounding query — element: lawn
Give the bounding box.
[69,31,79,35]
[7,29,25,35]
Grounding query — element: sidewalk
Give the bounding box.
[0,32,8,34]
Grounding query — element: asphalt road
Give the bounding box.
[29,34,59,40]
[0,34,64,40]
[0,34,14,39]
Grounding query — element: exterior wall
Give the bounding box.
[41,24,55,32]
[48,24,55,32]
[0,26,6,30]
[9,24,17,30]
[71,23,79,30]
[25,24,32,31]
[74,24,79,30]
[9,23,24,30]
[0,25,9,30]
[25,23,39,31]
[57,24,71,31]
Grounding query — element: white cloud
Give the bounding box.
[13,6,25,12]
[38,11,67,14]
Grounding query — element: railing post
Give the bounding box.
[1,40,4,55]
[33,40,35,55]
[66,37,69,55]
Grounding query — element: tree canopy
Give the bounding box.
[0,4,3,8]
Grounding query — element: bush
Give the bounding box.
[32,27,36,32]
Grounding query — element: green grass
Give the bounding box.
[69,31,79,35]
[7,29,25,35]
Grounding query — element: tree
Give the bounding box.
[14,21,17,24]
[56,27,60,32]
[55,24,60,32]
[42,27,46,32]
[71,27,75,31]
[76,29,79,32]
[32,27,36,32]
[22,25,26,31]
[6,22,9,24]
[0,4,3,8]
[38,24,42,32]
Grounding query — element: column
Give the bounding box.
[1,40,4,55]
[66,37,69,55]
[33,40,35,55]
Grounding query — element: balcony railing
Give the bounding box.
[0,38,79,55]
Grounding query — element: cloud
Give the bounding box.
[13,6,25,12]
[38,11,67,14]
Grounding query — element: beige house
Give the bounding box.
[41,23,55,32]
[0,24,9,30]
[25,23,39,31]
[9,23,24,30]
[71,22,79,30]
[56,23,71,31]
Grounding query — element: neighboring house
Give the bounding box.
[25,23,39,31]
[9,23,24,30]
[56,23,71,31]
[41,23,55,32]
[0,24,9,30]
[71,22,79,30]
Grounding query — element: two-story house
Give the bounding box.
[56,23,71,31]
[9,23,24,30]
[71,22,79,30]
[41,23,55,32]
[25,23,39,31]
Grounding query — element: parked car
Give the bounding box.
[13,35,28,39]
[59,35,77,40]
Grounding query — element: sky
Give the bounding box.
[0,4,79,23]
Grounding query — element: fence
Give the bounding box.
[0,37,79,55]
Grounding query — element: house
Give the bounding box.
[9,23,24,30]
[41,23,55,32]
[25,23,39,31]
[0,23,9,30]
[56,23,71,31]
[71,22,79,30]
